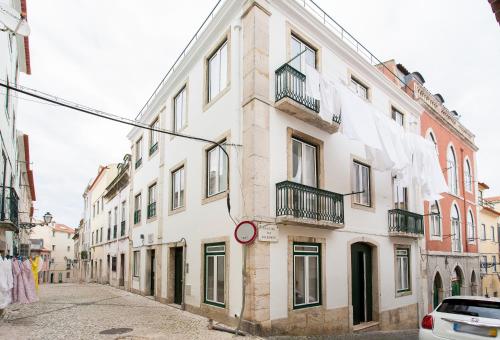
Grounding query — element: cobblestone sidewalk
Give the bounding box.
[0,283,253,340]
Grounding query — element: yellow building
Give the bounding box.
[478,182,500,297]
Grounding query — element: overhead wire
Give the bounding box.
[0,79,240,225]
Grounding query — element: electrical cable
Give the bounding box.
[0,80,240,225]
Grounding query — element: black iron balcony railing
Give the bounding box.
[134,210,141,224]
[147,202,156,219]
[276,181,344,225]
[0,186,19,229]
[388,209,424,235]
[275,64,320,112]
[121,220,126,236]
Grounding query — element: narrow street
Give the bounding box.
[0,283,250,340]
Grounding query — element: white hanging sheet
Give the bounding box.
[319,76,341,123]
[304,65,320,100]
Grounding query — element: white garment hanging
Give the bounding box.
[304,65,320,100]
[0,258,13,309]
[339,84,382,151]
[319,77,341,123]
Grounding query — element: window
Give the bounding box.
[114,207,117,227]
[66,272,70,279]
[92,232,94,245]
[67,233,71,239]
[174,87,187,132]
[52,245,55,251]
[494,256,498,272]
[427,131,438,154]
[451,205,461,252]
[172,166,185,210]
[67,246,70,252]
[292,138,317,187]
[396,248,410,293]
[66,260,71,270]
[352,161,371,207]
[149,118,159,155]
[491,226,495,242]
[134,193,142,224]
[121,201,126,236]
[430,201,441,237]
[290,34,316,72]
[107,227,111,241]
[393,178,408,210]
[135,138,143,169]
[482,256,488,274]
[464,159,472,192]
[133,251,140,277]
[392,108,404,127]
[100,227,103,242]
[111,256,117,272]
[96,229,99,243]
[108,211,111,228]
[52,231,55,237]
[350,77,368,99]
[482,224,487,240]
[113,207,118,238]
[208,40,228,102]
[207,143,228,197]
[204,243,225,306]
[447,146,458,195]
[467,210,475,243]
[147,183,157,218]
[293,243,321,308]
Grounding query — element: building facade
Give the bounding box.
[102,155,131,289]
[0,0,31,255]
[478,183,500,296]
[30,221,75,283]
[87,164,118,283]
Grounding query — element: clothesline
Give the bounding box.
[304,66,448,201]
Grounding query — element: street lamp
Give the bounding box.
[19,211,54,229]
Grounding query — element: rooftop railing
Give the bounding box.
[135,0,224,121]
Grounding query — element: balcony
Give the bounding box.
[388,209,424,237]
[0,186,19,232]
[276,181,344,229]
[275,64,340,134]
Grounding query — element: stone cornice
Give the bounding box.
[413,81,478,151]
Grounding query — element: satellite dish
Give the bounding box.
[0,3,30,37]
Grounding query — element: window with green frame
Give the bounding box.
[293,242,321,309]
[204,243,225,307]
[396,247,410,293]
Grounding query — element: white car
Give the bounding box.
[420,296,500,339]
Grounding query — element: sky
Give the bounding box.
[14,0,500,227]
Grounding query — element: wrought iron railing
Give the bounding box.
[275,64,321,113]
[0,186,19,229]
[276,181,344,224]
[121,221,126,237]
[147,202,156,219]
[388,209,424,235]
[479,197,496,209]
[134,210,141,224]
[149,143,158,156]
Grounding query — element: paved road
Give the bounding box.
[268,329,419,340]
[0,283,250,340]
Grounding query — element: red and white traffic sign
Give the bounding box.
[234,221,257,245]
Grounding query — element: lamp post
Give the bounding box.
[19,211,53,229]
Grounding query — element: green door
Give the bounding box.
[452,280,461,296]
[174,247,183,305]
[433,280,440,309]
[351,243,372,325]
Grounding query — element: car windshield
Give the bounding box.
[437,299,500,319]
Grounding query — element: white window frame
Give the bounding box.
[447,146,458,195]
[172,166,185,210]
[396,248,410,293]
[204,243,225,306]
[392,107,404,127]
[464,159,473,193]
[293,243,321,308]
[208,41,228,102]
[174,87,187,132]
[206,143,228,197]
[467,210,475,244]
[352,161,371,207]
[289,34,317,72]
[291,138,317,188]
[451,205,461,252]
[491,226,496,242]
[350,77,368,99]
[149,118,159,153]
[429,201,441,238]
[135,138,143,164]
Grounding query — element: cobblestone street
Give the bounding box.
[0,283,252,340]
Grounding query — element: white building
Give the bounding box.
[0,0,31,255]
[30,221,75,283]
[102,154,131,289]
[122,0,430,336]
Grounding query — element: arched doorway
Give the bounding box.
[471,271,478,296]
[433,272,443,309]
[351,243,373,325]
[452,266,463,296]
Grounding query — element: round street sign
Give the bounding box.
[234,221,257,245]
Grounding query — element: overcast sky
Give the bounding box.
[15,0,499,227]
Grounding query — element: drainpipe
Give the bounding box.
[460,148,468,254]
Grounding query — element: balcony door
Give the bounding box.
[291,138,318,219]
[393,179,408,211]
[290,35,316,72]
